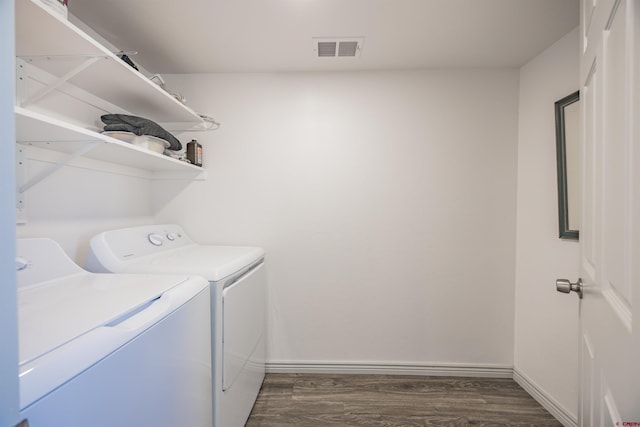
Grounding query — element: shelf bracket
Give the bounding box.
[17,141,102,195]
[16,147,26,211]
[19,55,104,107]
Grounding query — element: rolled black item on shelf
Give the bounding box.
[101,114,182,150]
[118,54,139,71]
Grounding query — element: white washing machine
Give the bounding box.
[86,224,266,427]
[16,238,212,427]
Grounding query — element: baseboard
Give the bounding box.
[513,368,577,427]
[266,360,513,378]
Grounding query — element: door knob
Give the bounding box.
[556,278,583,299]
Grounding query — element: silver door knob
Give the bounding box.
[556,278,583,299]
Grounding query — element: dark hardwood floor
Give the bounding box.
[246,374,562,427]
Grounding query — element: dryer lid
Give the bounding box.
[120,245,264,282]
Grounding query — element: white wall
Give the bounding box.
[157,70,520,370]
[514,28,580,420]
[15,152,156,263]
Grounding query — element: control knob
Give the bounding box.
[147,233,164,246]
[15,257,29,271]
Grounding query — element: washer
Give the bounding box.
[17,238,212,427]
[86,224,266,427]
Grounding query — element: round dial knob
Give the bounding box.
[15,257,29,271]
[148,233,164,246]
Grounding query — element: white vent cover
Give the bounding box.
[313,37,364,58]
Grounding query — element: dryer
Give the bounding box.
[16,238,212,427]
[86,224,266,427]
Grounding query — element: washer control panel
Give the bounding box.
[17,238,85,287]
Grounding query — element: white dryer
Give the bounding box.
[86,224,266,427]
[16,238,212,427]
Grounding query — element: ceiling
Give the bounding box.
[68,0,579,74]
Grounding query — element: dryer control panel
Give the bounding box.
[85,224,195,272]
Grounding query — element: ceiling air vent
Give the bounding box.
[317,41,338,57]
[313,37,364,58]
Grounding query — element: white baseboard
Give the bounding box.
[266,360,513,378]
[513,368,577,427]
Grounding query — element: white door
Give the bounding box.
[0,0,20,426]
[575,0,640,424]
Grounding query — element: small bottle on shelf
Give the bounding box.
[186,139,203,167]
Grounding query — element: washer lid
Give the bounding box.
[121,245,265,282]
[18,272,190,366]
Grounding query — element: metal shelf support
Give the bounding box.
[17,140,102,198]
[18,55,106,107]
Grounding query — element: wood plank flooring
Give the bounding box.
[245,374,562,427]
